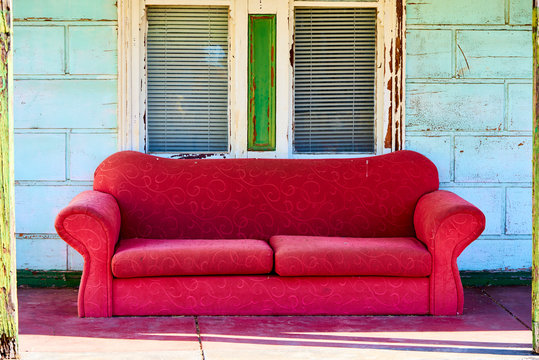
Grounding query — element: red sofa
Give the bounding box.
[55,150,485,317]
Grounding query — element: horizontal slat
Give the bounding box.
[148,131,228,136]
[147,90,228,95]
[295,133,374,138]
[295,114,375,119]
[295,106,374,112]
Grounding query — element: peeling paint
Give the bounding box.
[395,0,404,151]
[289,35,294,67]
[381,0,406,152]
[384,1,405,151]
[18,17,52,21]
[385,79,393,149]
[17,17,115,22]
[170,153,224,160]
[16,233,58,240]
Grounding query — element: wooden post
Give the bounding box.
[534,0,539,353]
[0,0,17,358]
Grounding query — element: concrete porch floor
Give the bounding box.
[18,286,534,360]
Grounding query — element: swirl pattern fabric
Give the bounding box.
[112,276,429,316]
[112,238,273,278]
[54,150,486,317]
[271,236,431,277]
[54,190,121,317]
[93,150,439,241]
[414,190,486,315]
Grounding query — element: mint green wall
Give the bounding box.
[12,0,533,271]
[406,0,533,270]
[13,0,118,270]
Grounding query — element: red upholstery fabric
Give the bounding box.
[270,236,431,277]
[54,191,121,317]
[112,238,273,278]
[93,150,439,241]
[414,190,486,315]
[112,276,429,316]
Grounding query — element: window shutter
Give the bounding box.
[147,7,229,153]
[294,8,376,153]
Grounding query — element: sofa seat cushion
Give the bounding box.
[112,238,274,278]
[270,236,431,277]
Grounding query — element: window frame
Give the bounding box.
[146,5,232,153]
[118,0,405,158]
[291,4,381,155]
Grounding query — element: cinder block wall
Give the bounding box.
[406,0,533,270]
[12,0,533,271]
[13,0,118,270]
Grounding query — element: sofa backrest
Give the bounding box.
[93,150,439,240]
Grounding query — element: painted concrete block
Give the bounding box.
[68,247,84,271]
[508,83,532,131]
[457,239,531,271]
[14,25,64,75]
[454,136,532,183]
[70,133,117,180]
[16,239,66,270]
[456,31,532,79]
[407,83,504,131]
[405,136,451,182]
[14,0,117,21]
[69,26,118,75]
[406,0,504,25]
[506,187,532,235]
[442,187,503,235]
[14,133,66,181]
[406,30,452,79]
[510,0,532,25]
[15,185,91,233]
[14,79,117,129]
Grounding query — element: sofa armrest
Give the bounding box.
[55,190,121,317]
[414,190,485,315]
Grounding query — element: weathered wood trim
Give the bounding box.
[533,0,539,353]
[118,0,146,151]
[117,0,129,150]
[382,0,405,152]
[0,0,17,357]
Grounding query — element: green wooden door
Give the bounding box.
[248,14,276,151]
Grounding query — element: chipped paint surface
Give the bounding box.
[382,0,406,152]
[14,0,117,21]
[170,153,227,160]
[13,0,118,271]
[405,0,532,271]
[393,0,404,150]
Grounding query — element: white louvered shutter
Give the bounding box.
[147,7,229,153]
[294,8,377,153]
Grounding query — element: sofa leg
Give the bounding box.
[430,266,463,316]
